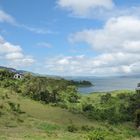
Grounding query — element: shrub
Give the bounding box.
[82,103,94,112]
[65,86,80,103]
[117,93,127,99]
[87,130,105,140]
[100,93,112,104]
[81,125,95,131]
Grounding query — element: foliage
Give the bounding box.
[81,91,140,124]
[134,109,140,128]
[81,125,95,131]
[0,70,80,104]
[69,80,93,87]
[21,74,80,104]
[0,69,14,80]
[87,129,105,140]
[0,87,140,140]
[100,93,112,104]
[82,103,94,112]
[0,69,140,140]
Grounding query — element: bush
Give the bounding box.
[100,93,112,104]
[82,103,94,112]
[81,125,95,131]
[65,86,80,103]
[87,130,105,140]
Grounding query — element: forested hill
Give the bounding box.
[0,66,93,86]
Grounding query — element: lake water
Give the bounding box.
[65,76,140,94]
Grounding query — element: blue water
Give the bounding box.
[65,76,140,93]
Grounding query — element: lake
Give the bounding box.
[65,76,140,93]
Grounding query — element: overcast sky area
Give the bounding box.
[0,0,140,76]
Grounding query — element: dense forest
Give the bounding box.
[0,68,140,140]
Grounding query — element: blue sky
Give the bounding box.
[0,0,140,76]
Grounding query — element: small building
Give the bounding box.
[13,73,23,79]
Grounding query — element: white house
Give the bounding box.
[13,73,23,79]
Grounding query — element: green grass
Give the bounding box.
[0,88,94,140]
[0,88,139,140]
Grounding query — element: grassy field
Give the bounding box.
[0,88,140,140]
[0,88,100,140]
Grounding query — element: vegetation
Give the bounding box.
[0,69,140,140]
[81,91,140,125]
[69,80,93,87]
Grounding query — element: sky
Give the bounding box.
[0,0,140,76]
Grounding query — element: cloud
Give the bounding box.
[57,0,114,17]
[20,25,53,34]
[0,10,17,25]
[5,53,24,60]
[68,16,140,75]
[45,55,89,75]
[37,42,53,48]
[42,16,140,76]
[0,9,52,34]
[69,16,140,53]
[0,36,35,68]
[44,52,140,76]
[57,0,140,19]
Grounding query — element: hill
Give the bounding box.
[0,88,91,140]
[0,88,140,140]
[0,66,30,74]
[0,68,140,140]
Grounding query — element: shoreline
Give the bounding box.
[80,89,135,95]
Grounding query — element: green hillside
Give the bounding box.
[0,88,89,140]
[0,88,140,140]
[0,69,140,140]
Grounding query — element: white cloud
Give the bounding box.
[57,0,114,17]
[21,25,53,34]
[7,56,35,67]
[44,52,140,76]
[5,52,24,60]
[68,16,140,75]
[0,9,52,34]
[57,0,140,19]
[0,10,17,25]
[42,16,140,76]
[69,16,140,53]
[45,55,89,75]
[0,36,35,68]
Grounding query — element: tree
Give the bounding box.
[65,86,80,103]
[100,93,112,104]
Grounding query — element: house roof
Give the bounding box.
[14,73,23,76]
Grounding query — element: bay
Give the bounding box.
[65,76,140,94]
